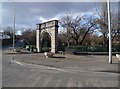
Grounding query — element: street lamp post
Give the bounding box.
[107,0,112,64]
[13,1,16,51]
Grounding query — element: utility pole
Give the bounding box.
[107,0,112,64]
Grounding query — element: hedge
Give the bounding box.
[65,45,120,52]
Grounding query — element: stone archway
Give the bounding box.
[41,31,51,48]
[36,20,58,53]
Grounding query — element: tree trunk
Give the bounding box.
[80,30,89,45]
[74,38,79,45]
[76,40,79,45]
[80,24,94,45]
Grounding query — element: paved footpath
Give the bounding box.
[2,49,120,87]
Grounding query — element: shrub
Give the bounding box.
[41,47,51,52]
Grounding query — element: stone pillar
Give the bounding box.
[36,27,41,52]
[51,26,58,53]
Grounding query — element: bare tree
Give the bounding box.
[96,2,119,45]
[58,30,69,46]
[96,2,108,45]
[60,14,82,45]
[59,14,97,45]
[79,16,97,45]
[21,29,36,45]
[3,27,14,40]
[111,13,120,41]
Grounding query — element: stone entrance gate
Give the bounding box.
[36,20,58,53]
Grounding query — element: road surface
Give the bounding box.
[2,51,119,87]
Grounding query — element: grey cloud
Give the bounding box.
[2,2,118,28]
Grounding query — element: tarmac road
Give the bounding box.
[2,49,119,87]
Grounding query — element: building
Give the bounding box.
[0,32,10,40]
[0,32,11,46]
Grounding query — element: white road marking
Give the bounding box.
[10,60,26,66]
[10,60,118,76]
[10,60,68,72]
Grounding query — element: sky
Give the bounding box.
[1,1,119,35]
